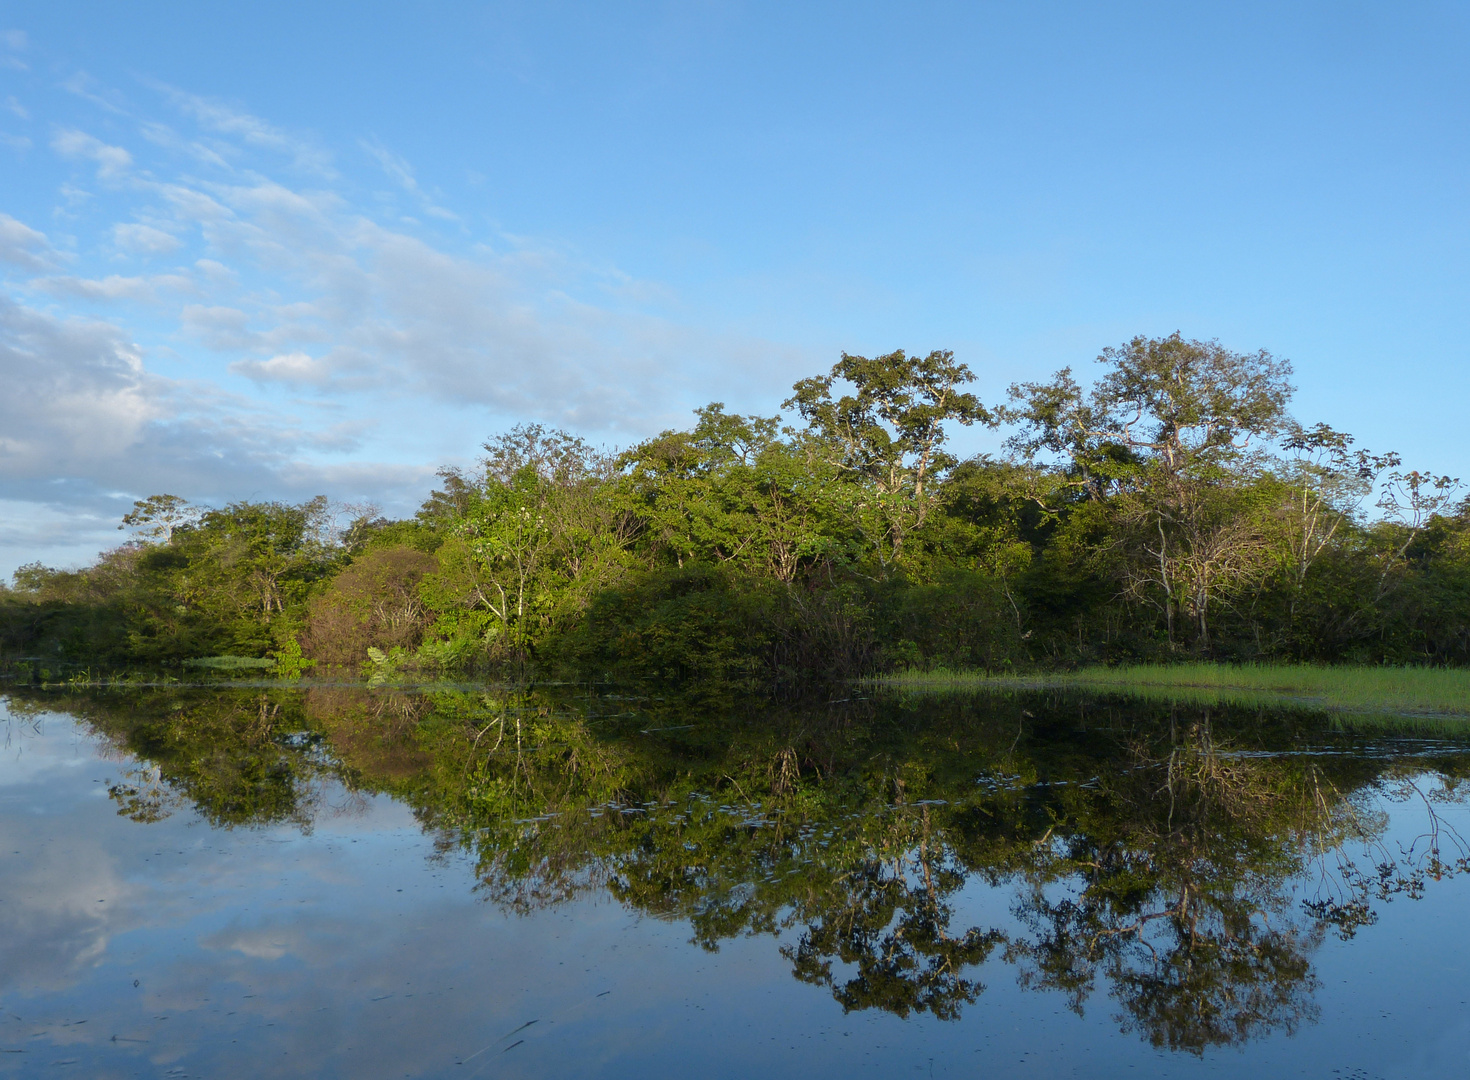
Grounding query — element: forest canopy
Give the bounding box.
[3,335,1467,687]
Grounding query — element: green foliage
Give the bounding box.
[619,404,856,581]
[119,493,200,542]
[786,349,990,569]
[560,564,780,691]
[4,334,1470,684]
[364,645,411,685]
[272,638,317,679]
[1,496,341,671]
[416,425,634,670]
[873,570,1023,672]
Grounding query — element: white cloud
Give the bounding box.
[126,176,742,431]
[194,257,237,285]
[155,182,232,222]
[231,350,334,388]
[0,822,134,994]
[0,498,119,574]
[181,303,262,349]
[38,273,193,302]
[50,127,133,178]
[0,295,162,479]
[3,29,29,51]
[137,120,233,170]
[58,182,93,207]
[31,85,784,438]
[112,222,182,254]
[0,295,433,534]
[59,71,131,116]
[0,212,53,269]
[4,95,27,120]
[202,926,296,961]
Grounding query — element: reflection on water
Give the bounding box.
[3,685,1470,1077]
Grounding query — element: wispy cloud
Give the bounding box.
[0,213,55,270]
[114,167,771,431]
[0,61,809,577]
[50,128,132,178]
[1,30,28,72]
[0,293,431,513]
[37,272,194,302]
[59,72,130,116]
[180,304,265,350]
[0,294,164,481]
[148,81,335,176]
[361,138,461,223]
[112,222,182,254]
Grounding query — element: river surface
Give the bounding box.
[2,685,1469,1077]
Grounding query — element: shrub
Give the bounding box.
[303,546,438,668]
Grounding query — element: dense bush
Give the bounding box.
[302,546,438,669]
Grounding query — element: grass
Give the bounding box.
[873,663,1470,720]
[183,655,277,671]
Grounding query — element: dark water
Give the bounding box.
[2,685,1469,1078]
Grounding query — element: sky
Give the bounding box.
[1,1,1468,578]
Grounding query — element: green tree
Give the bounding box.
[620,404,853,582]
[421,425,634,664]
[118,494,201,543]
[1269,423,1397,642]
[168,497,337,653]
[786,349,991,572]
[1005,334,1293,650]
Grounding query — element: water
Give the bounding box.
[2,685,1469,1077]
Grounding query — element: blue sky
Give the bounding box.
[1,1,1467,576]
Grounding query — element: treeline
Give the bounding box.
[3,334,1468,687]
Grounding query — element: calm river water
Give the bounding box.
[2,685,1468,1077]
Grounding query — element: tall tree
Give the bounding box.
[1273,423,1397,631]
[119,494,201,543]
[786,349,990,571]
[1005,334,1294,650]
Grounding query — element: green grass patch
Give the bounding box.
[183,656,276,671]
[872,662,1470,720]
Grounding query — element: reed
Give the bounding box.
[872,663,1470,718]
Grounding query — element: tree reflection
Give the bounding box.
[16,684,1470,1051]
[784,807,1005,1020]
[1007,716,1327,1051]
[13,689,338,827]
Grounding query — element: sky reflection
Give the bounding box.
[2,694,1469,1078]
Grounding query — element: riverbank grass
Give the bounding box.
[875,663,1470,718]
